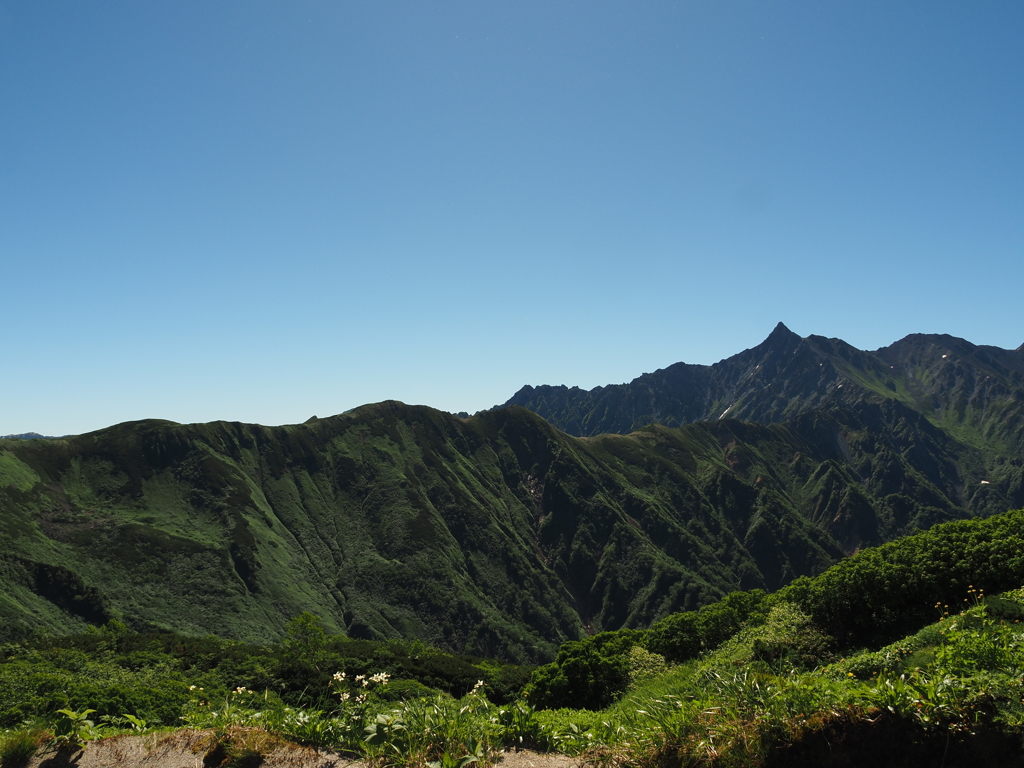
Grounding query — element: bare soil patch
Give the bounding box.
[24,731,364,768]
[493,749,581,768]
[22,733,579,768]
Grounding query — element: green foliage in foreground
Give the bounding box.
[6,510,1024,765]
[0,615,528,729]
[527,506,1024,710]
[778,506,1024,648]
[6,590,1024,767]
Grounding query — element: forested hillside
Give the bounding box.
[1,374,1013,661]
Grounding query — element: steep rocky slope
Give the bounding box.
[501,324,1024,450]
[501,324,1024,516]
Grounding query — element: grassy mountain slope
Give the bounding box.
[0,389,995,661]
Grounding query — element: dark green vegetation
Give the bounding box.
[0,404,939,660]
[0,614,527,729]
[5,510,1024,767]
[526,507,1024,711]
[2,326,1023,663]
[503,324,1024,449]
[505,324,1024,516]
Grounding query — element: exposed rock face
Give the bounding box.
[500,324,1024,453]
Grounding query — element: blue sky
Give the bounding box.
[2,1,1022,435]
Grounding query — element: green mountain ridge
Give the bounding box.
[500,324,1024,457]
[2,325,1021,662]
[8,508,1024,767]
[3,359,1015,661]
[498,322,1024,553]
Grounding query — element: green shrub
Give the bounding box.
[647,589,767,663]
[531,709,598,755]
[494,701,545,750]
[364,687,497,766]
[625,646,666,688]
[0,728,48,768]
[779,509,1024,649]
[50,708,103,749]
[934,605,1020,676]
[704,603,835,670]
[524,630,643,710]
[376,678,438,702]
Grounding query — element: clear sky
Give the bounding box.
[2,2,1022,436]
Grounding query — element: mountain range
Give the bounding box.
[1,324,1021,662]
[502,322,1024,443]
[501,322,1024,525]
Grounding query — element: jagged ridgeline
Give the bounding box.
[499,324,1024,556]
[502,323,1024,466]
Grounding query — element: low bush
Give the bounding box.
[0,728,48,768]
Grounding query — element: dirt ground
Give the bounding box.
[23,731,581,768]
[491,749,579,768]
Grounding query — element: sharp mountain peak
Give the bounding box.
[767,320,799,341]
[498,325,1024,446]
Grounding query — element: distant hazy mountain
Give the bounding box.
[0,433,54,440]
